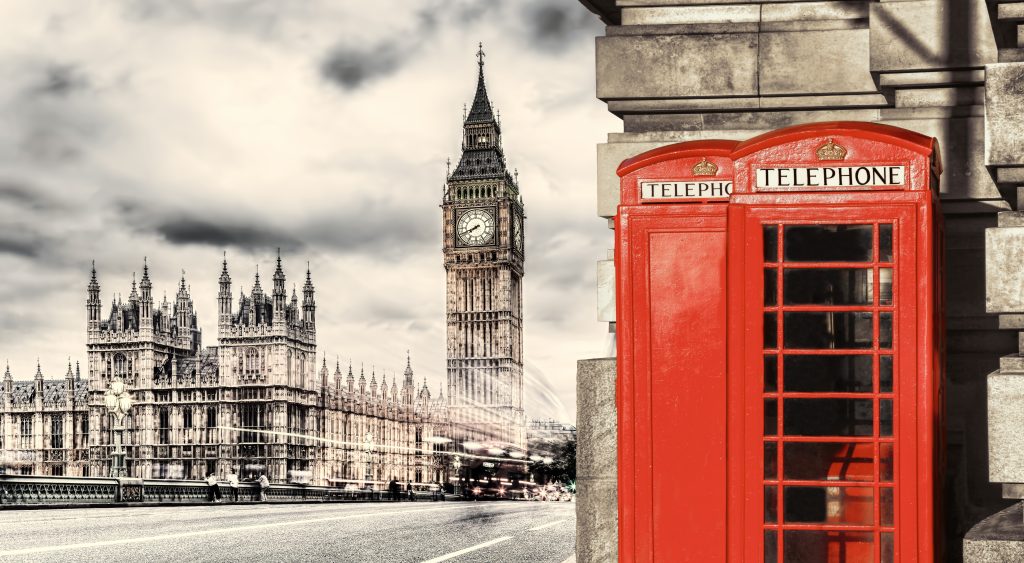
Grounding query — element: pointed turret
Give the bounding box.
[218,252,232,328]
[391,377,398,403]
[2,361,11,396]
[320,357,329,388]
[334,358,343,391]
[403,351,414,405]
[87,261,102,331]
[272,249,286,324]
[358,364,366,396]
[370,368,378,399]
[75,361,81,381]
[347,361,355,393]
[302,263,316,328]
[139,259,153,331]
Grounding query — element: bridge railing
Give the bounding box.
[0,475,393,507]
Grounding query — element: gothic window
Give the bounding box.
[244,347,260,377]
[113,353,128,380]
[183,408,192,429]
[158,408,170,445]
[50,417,63,450]
[299,353,306,388]
[477,135,488,145]
[19,416,32,449]
[205,407,217,443]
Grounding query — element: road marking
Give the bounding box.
[0,504,478,556]
[528,519,566,531]
[420,536,512,563]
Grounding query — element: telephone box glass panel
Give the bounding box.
[763,223,896,563]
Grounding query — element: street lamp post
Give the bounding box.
[103,381,133,478]
[452,454,462,495]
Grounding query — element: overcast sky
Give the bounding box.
[0,1,617,422]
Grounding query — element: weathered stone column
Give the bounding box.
[576,357,617,563]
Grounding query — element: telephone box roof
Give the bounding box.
[617,139,740,177]
[732,121,941,173]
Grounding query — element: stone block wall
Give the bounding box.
[576,0,1024,560]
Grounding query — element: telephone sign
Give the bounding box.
[615,123,944,563]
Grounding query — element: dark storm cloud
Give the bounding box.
[0,238,39,258]
[154,217,304,252]
[320,10,438,90]
[35,64,89,97]
[0,181,56,211]
[520,0,599,53]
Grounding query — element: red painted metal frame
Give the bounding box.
[615,123,943,563]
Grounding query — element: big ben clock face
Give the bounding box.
[457,208,496,246]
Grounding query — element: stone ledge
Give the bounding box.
[964,503,1024,562]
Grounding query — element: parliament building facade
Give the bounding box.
[0,50,531,485]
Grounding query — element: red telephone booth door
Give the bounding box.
[728,123,943,563]
[615,141,739,563]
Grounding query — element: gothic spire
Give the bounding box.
[4,361,11,381]
[219,252,231,284]
[466,42,494,124]
[35,359,43,380]
[252,265,263,295]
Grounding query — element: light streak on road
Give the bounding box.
[420,536,512,563]
[215,426,527,464]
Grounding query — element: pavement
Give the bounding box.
[0,500,576,562]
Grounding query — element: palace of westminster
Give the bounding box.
[0,49,535,484]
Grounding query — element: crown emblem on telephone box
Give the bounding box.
[816,139,848,161]
[691,157,719,176]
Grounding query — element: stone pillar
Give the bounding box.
[966,2,1024,557]
[576,358,617,563]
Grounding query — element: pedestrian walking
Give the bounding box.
[388,478,400,501]
[407,480,414,501]
[206,473,222,502]
[257,473,270,502]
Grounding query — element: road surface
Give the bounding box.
[0,500,576,562]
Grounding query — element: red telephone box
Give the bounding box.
[616,123,943,563]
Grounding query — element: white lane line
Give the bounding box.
[0,505,474,557]
[528,519,566,531]
[420,536,512,563]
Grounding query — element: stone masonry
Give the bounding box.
[576,1,1024,560]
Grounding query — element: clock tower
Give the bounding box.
[443,45,526,453]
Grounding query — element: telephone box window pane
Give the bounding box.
[879,312,893,349]
[783,225,873,262]
[764,355,778,392]
[783,399,873,436]
[880,224,893,262]
[765,269,778,306]
[881,532,894,563]
[784,355,873,393]
[783,442,874,482]
[880,442,894,482]
[881,487,894,527]
[880,399,893,437]
[764,225,779,262]
[765,400,778,436]
[765,442,778,479]
[764,530,778,563]
[765,486,778,523]
[880,268,893,305]
[783,486,874,525]
[880,355,893,392]
[783,530,874,562]
[783,269,872,305]
[765,313,778,349]
[783,312,873,349]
